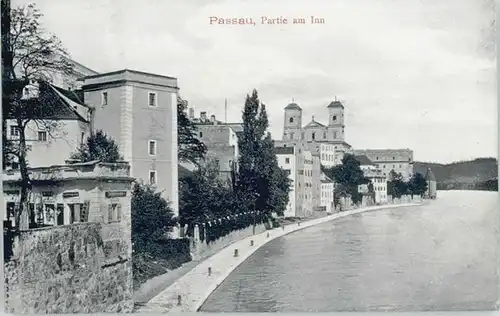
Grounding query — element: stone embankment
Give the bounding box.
[135,202,422,313]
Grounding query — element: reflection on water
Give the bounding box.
[200,191,498,312]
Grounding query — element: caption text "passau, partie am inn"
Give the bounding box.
[209,16,326,26]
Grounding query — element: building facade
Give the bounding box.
[3,161,133,230]
[82,69,180,217]
[282,100,353,165]
[5,82,93,168]
[275,146,297,218]
[356,155,388,204]
[353,149,414,180]
[425,168,437,199]
[195,123,239,183]
[320,173,334,213]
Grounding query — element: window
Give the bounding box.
[393,165,396,168]
[148,92,157,106]
[301,132,305,140]
[285,158,290,164]
[333,132,337,139]
[323,132,327,139]
[383,165,386,168]
[149,170,157,185]
[199,131,203,137]
[10,125,19,137]
[393,156,395,160]
[81,132,85,144]
[108,203,122,223]
[376,156,379,160]
[289,117,294,123]
[148,140,157,156]
[290,132,294,139]
[102,92,108,106]
[37,131,47,141]
[312,132,316,140]
[332,115,337,121]
[285,169,291,176]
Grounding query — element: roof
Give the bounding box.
[304,118,326,128]
[327,100,345,109]
[320,172,334,183]
[83,69,177,81]
[425,168,436,181]
[178,164,194,179]
[355,155,375,166]
[284,102,302,110]
[5,82,90,122]
[275,146,295,155]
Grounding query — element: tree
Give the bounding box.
[177,95,207,166]
[3,3,73,229]
[131,183,175,251]
[69,130,122,163]
[325,154,367,205]
[236,90,291,216]
[387,170,408,199]
[178,157,233,227]
[408,172,428,197]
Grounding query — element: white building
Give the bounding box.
[320,173,334,213]
[319,143,336,168]
[353,148,414,181]
[356,155,388,204]
[275,146,297,217]
[301,150,314,218]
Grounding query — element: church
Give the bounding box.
[282,99,353,165]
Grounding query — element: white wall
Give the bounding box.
[276,153,296,217]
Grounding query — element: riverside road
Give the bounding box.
[200,190,498,312]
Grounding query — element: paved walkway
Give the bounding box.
[135,202,422,313]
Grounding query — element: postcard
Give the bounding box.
[1,0,497,313]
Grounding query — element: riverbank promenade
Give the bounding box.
[135,202,423,313]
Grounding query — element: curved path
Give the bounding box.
[135,202,422,313]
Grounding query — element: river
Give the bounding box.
[200,191,498,312]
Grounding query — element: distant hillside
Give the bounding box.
[414,158,498,190]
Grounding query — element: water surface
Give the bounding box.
[200,191,498,312]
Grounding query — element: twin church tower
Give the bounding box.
[282,99,352,164]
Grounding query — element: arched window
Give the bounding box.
[333,115,337,121]
[289,117,294,123]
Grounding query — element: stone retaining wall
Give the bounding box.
[4,223,133,313]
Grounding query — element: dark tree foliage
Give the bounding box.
[324,154,367,205]
[387,170,408,199]
[236,90,291,216]
[131,183,176,252]
[408,172,428,197]
[177,96,207,166]
[70,130,122,163]
[178,158,233,227]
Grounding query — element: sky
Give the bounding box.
[14,0,497,163]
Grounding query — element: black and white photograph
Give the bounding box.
[1,0,498,313]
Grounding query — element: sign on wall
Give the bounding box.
[105,191,127,198]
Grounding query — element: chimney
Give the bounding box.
[200,111,207,122]
[189,108,194,120]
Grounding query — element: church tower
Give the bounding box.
[283,102,302,141]
[326,100,345,141]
